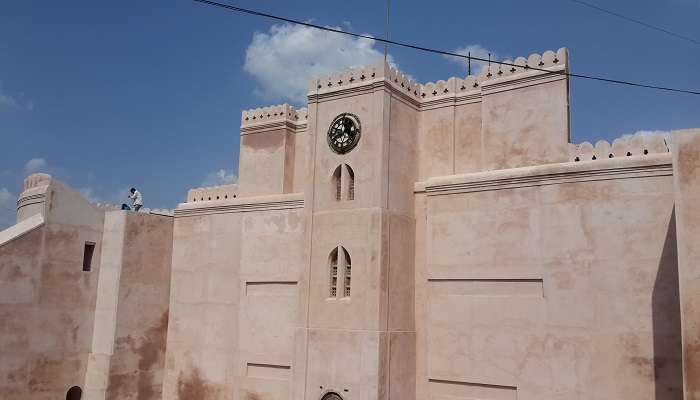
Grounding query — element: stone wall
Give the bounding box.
[672,129,700,400]
[0,175,104,399]
[164,194,304,400]
[104,212,174,400]
[416,155,683,400]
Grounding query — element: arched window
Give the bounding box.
[329,248,338,297]
[66,386,82,400]
[342,247,351,297]
[321,392,343,400]
[331,164,356,202]
[346,165,355,201]
[332,165,342,201]
[328,246,352,299]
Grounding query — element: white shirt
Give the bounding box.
[129,190,143,206]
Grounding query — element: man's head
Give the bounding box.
[130,187,136,194]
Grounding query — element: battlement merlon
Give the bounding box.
[240,103,308,132]
[306,48,569,101]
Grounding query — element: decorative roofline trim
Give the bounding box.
[421,154,673,196]
[17,192,47,209]
[175,193,304,217]
[241,104,308,129]
[241,120,300,135]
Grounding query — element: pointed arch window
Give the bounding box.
[331,164,356,202]
[332,165,342,201]
[328,246,352,299]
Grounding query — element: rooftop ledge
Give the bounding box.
[175,192,304,217]
[417,153,673,195]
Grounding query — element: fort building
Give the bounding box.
[1,48,700,400]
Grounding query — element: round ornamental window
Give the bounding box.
[327,113,361,154]
[321,392,343,400]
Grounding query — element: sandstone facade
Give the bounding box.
[1,48,699,400]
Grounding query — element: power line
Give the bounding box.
[192,0,700,96]
[567,0,700,47]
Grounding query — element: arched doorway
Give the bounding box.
[321,392,343,400]
[66,386,82,400]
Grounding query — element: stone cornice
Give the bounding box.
[420,154,673,196]
[175,193,304,218]
[241,120,301,135]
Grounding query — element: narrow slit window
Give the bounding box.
[346,165,355,201]
[343,247,351,297]
[82,242,95,272]
[333,165,342,201]
[329,248,338,298]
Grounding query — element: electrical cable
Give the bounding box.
[192,0,700,96]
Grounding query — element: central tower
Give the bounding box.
[293,63,418,400]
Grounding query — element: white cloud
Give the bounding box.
[25,158,47,173]
[0,93,19,109]
[0,187,16,230]
[202,169,237,187]
[617,130,672,146]
[444,44,498,75]
[244,23,391,104]
[0,84,33,111]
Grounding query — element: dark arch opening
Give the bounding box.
[332,165,342,201]
[321,392,343,400]
[66,386,82,400]
[329,247,339,298]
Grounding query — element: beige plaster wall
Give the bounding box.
[0,178,104,399]
[164,212,242,400]
[293,127,309,193]
[672,129,700,400]
[239,129,292,196]
[165,195,304,400]
[419,156,683,400]
[453,100,483,175]
[480,71,570,170]
[419,105,455,181]
[105,212,173,400]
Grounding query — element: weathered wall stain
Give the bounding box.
[246,391,262,400]
[105,213,173,400]
[177,367,223,400]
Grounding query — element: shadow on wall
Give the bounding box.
[652,208,683,400]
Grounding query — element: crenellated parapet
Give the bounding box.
[480,48,568,82]
[187,183,239,203]
[241,103,308,131]
[305,48,568,106]
[310,63,383,92]
[568,132,671,162]
[386,64,422,99]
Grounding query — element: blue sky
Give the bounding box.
[1,0,699,228]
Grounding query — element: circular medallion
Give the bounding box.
[327,113,361,154]
[321,392,343,400]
